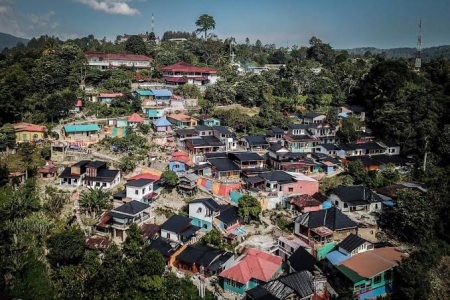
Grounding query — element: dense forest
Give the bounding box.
[1,15,450,298]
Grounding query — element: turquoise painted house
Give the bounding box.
[198,116,221,127]
[63,124,100,138]
[135,90,154,101]
[336,247,405,300]
[145,107,165,119]
[98,93,123,103]
[219,248,283,296]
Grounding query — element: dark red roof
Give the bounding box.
[85,52,152,61]
[160,62,217,74]
[165,77,187,83]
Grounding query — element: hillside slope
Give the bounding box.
[0,32,29,50]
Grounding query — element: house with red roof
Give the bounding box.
[160,62,219,86]
[98,93,124,104]
[85,52,152,70]
[12,122,47,143]
[219,248,283,296]
[127,113,145,127]
[169,151,192,172]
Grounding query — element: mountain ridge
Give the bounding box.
[0,32,29,50]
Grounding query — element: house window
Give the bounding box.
[197,207,202,213]
[135,190,138,195]
[166,233,170,239]
[142,188,146,194]
[384,270,392,281]
[288,187,294,192]
[373,274,382,284]
[226,279,242,288]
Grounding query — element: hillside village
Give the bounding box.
[0,8,450,300]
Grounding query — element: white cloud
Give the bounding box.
[28,11,57,28]
[75,0,140,16]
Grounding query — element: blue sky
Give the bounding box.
[1,0,449,49]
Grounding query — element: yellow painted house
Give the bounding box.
[13,123,47,143]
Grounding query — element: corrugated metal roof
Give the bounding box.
[136,90,154,96]
[64,124,100,133]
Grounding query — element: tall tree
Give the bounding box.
[238,195,261,222]
[46,226,86,268]
[125,35,147,55]
[195,14,216,40]
[78,187,111,218]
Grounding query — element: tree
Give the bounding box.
[338,116,361,143]
[382,189,436,243]
[119,156,137,174]
[174,84,202,99]
[0,124,17,148]
[78,187,111,218]
[326,106,339,127]
[45,89,77,122]
[0,164,9,187]
[123,223,144,259]
[238,195,261,222]
[138,250,165,277]
[346,160,368,185]
[46,226,85,267]
[195,14,216,40]
[125,35,147,55]
[201,229,224,248]
[161,170,178,187]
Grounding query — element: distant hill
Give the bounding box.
[0,32,29,50]
[346,45,450,61]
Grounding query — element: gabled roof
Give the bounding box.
[112,200,149,216]
[85,169,120,182]
[128,113,144,123]
[320,143,340,151]
[176,244,225,267]
[295,207,357,231]
[338,234,370,253]
[63,124,100,133]
[286,195,321,209]
[338,247,407,281]
[219,248,282,284]
[288,124,309,130]
[246,271,315,300]
[190,198,221,211]
[85,52,151,61]
[242,135,269,146]
[13,122,47,133]
[85,161,106,168]
[148,237,179,259]
[141,223,160,241]
[195,125,212,131]
[153,117,172,127]
[288,247,317,272]
[161,214,192,233]
[229,152,264,162]
[270,127,284,134]
[127,173,160,181]
[160,62,217,74]
[331,186,384,204]
[208,158,241,172]
[213,125,232,135]
[268,143,286,152]
[152,89,172,97]
[136,90,155,96]
[166,113,193,122]
[303,112,325,119]
[125,178,154,187]
[216,205,241,225]
[99,93,123,98]
[259,171,294,183]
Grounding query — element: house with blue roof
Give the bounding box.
[63,124,100,138]
[152,89,172,102]
[153,117,172,132]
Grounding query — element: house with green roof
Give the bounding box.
[135,90,154,101]
[63,124,100,138]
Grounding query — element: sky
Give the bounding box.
[1,0,450,49]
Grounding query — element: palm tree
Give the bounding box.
[79,187,111,218]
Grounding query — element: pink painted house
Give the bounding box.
[282,172,319,196]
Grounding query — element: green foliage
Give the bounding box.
[46,226,86,267]
[174,84,202,99]
[40,147,51,160]
[161,170,178,187]
[125,35,147,55]
[123,223,144,258]
[238,195,262,222]
[0,124,16,147]
[381,189,435,243]
[0,163,9,187]
[195,14,216,40]
[338,116,361,143]
[78,187,111,218]
[201,229,224,248]
[119,155,137,173]
[319,175,354,194]
[137,123,150,135]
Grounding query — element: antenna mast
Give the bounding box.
[151,12,155,34]
[415,19,422,71]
